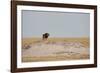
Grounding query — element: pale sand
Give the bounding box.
[22,38,89,62]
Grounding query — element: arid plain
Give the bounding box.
[22,37,90,62]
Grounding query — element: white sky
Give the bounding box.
[22,10,90,38]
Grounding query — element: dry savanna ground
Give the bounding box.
[22,37,90,62]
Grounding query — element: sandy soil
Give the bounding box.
[22,38,90,62]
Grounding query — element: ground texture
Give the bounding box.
[22,38,89,62]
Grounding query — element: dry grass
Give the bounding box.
[22,37,89,49]
[22,37,90,62]
[22,54,89,62]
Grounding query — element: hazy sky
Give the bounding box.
[22,10,90,38]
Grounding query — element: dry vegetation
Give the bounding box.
[22,37,90,62]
